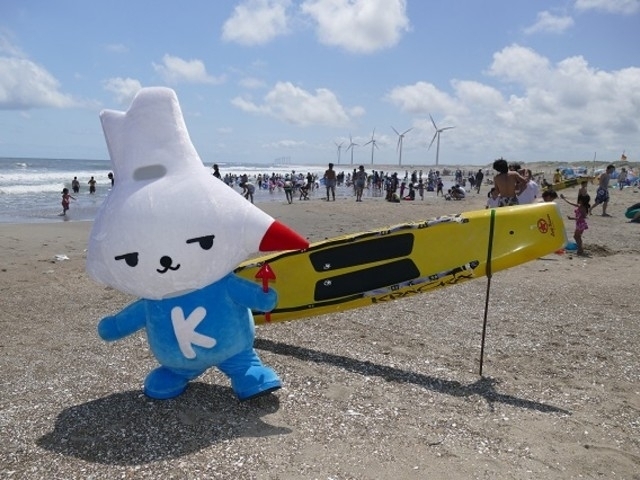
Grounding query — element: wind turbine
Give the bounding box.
[392,126,413,166]
[364,128,379,165]
[428,114,455,166]
[346,134,358,165]
[334,141,344,164]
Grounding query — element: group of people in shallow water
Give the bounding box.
[213,159,540,206]
[323,163,367,202]
[213,163,319,204]
[60,172,114,216]
[213,160,506,207]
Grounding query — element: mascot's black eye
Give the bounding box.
[186,234,215,250]
[114,252,139,267]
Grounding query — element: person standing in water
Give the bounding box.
[60,188,75,216]
[324,162,337,201]
[283,176,294,204]
[354,165,367,202]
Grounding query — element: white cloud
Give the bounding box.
[239,77,267,89]
[105,43,129,54]
[102,77,142,106]
[386,44,640,161]
[524,11,575,34]
[487,44,551,86]
[231,95,266,114]
[152,54,226,85]
[220,0,410,53]
[263,139,309,149]
[484,49,640,149]
[301,0,410,53]
[452,80,504,111]
[231,81,357,126]
[386,81,462,115]
[0,56,81,110]
[574,0,640,14]
[222,0,292,45]
[348,105,366,117]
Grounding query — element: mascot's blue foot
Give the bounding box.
[233,365,282,401]
[218,349,282,401]
[144,367,190,399]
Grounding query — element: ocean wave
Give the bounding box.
[0,183,68,194]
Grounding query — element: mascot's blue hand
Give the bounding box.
[98,316,121,341]
[263,287,278,312]
[227,274,278,312]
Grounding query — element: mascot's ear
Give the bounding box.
[99,87,203,187]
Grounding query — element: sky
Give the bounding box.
[1,0,639,168]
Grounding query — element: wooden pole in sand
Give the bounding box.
[479,209,496,376]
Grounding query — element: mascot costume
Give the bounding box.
[87,87,308,400]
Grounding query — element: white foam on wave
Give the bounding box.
[0,183,67,194]
[0,168,112,191]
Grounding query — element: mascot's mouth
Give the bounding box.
[157,265,180,274]
[157,256,181,274]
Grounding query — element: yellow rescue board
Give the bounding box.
[235,203,566,325]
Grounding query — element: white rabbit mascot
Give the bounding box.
[87,87,308,400]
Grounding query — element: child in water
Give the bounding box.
[560,193,590,256]
[60,188,75,216]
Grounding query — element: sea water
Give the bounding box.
[0,158,341,223]
[0,157,116,223]
[0,157,457,224]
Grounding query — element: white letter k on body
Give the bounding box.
[171,306,217,359]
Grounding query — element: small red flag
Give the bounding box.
[255,263,276,322]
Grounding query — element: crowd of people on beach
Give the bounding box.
[211,159,637,212]
[208,158,640,260]
[212,161,496,206]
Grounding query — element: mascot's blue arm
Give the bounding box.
[98,300,147,341]
[227,273,277,312]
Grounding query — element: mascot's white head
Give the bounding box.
[87,87,307,300]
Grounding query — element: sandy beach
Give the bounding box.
[1,183,639,479]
